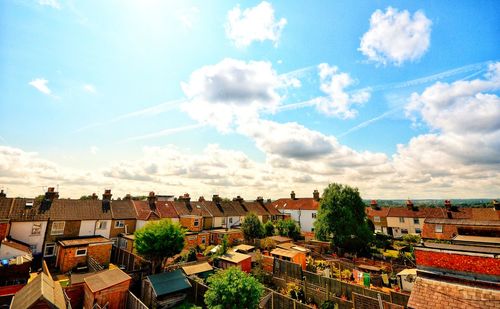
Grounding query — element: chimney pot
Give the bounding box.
[290,191,296,200]
[493,200,500,211]
[198,196,205,202]
[313,190,320,201]
[0,190,5,198]
[91,193,98,200]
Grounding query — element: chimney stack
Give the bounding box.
[212,194,221,203]
[102,189,112,212]
[256,196,264,205]
[444,200,452,210]
[0,190,5,198]
[148,192,157,210]
[124,194,132,200]
[370,200,380,210]
[493,200,500,211]
[290,191,296,200]
[406,199,415,211]
[313,189,320,201]
[91,193,98,200]
[182,193,192,211]
[41,187,58,212]
[233,196,244,204]
[198,196,205,202]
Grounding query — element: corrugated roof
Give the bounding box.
[218,252,251,263]
[84,268,131,292]
[148,269,192,297]
[10,273,66,309]
[181,262,213,275]
[271,198,319,211]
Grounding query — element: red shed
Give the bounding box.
[83,268,131,309]
[217,252,252,273]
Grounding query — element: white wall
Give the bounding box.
[9,221,47,254]
[0,244,28,259]
[79,220,96,236]
[283,210,317,232]
[387,217,423,237]
[95,220,111,238]
[213,217,224,228]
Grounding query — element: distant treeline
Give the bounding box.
[363,199,497,208]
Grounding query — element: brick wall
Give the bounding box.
[180,216,203,232]
[57,243,112,273]
[415,249,500,276]
[421,223,457,240]
[210,231,244,245]
[0,222,9,240]
[109,219,136,238]
[46,220,81,243]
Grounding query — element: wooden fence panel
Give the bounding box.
[390,290,410,308]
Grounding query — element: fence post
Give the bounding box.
[195,280,198,304]
[271,291,274,309]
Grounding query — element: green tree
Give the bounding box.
[241,213,264,241]
[314,183,373,255]
[275,219,301,240]
[263,221,275,236]
[217,235,229,256]
[134,219,185,273]
[204,267,264,309]
[79,195,93,200]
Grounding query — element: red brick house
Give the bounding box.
[209,229,244,245]
[56,236,113,273]
[184,231,210,249]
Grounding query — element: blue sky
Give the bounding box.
[1,0,499,199]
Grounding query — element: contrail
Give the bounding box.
[118,123,203,143]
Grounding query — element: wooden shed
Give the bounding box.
[181,262,214,279]
[10,272,67,309]
[83,268,131,309]
[217,251,252,273]
[142,269,192,308]
[271,248,306,270]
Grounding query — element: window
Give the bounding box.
[194,219,200,227]
[31,223,42,235]
[374,216,381,223]
[201,236,206,244]
[228,218,233,224]
[75,248,87,257]
[401,229,408,234]
[399,217,405,223]
[29,244,37,252]
[415,228,422,234]
[115,220,124,228]
[44,243,56,257]
[312,213,317,218]
[51,221,65,235]
[413,218,420,225]
[96,221,107,230]
[435,225,443,233]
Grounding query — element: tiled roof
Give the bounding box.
[366,207,390,218]
[239,201,271,216]
[172,201,211,217]
[201,201,226,217]
[424,218,500,226]
[156,201,179,218]
[110,200,136,219]
[387,207,447,218]
[271,198,319,211]
[262,202,281,215]
[470,208,500,220]
[133,200,161,221]
[0,197,14,220]
[408,276,500,309]
[216,201,241,217]
[9,198,50,221]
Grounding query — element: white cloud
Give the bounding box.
[83,84,97,94]
[90,146,99,155]
[181,58,282,132]
[29,78,52,95]
[359,7,432,66]
[226,1,287,47]
[315,63,371,118]
[38,0,61,9]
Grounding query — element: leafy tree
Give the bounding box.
[217,235,229,256]
[134,219,185,273]
[264,221,275,236]
[204,267,264,309]
[79,195,93,200]
[275,219,301,240]
[314,183,373,255]
[241,213,264,241]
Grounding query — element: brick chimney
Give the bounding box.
[124,194,132,200]
[444,200,452,210]
[493,200,500,211]
[313,190,320,201]
[0,190,5,198]
[233,196,247,212]
[182,193,192,211]
[256,196,264,205]
[198,196,205,202]
[290,191,296,200]
[406,199,415,211]
[148,192,157,210]
[41,187,58,212]
[370,200,380,210]
[91,193,98,200]
[102,189,112,212]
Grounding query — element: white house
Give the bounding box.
[271,191,320,233]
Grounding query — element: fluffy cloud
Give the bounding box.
[359,7,432,66]
[226,1,287,47]
[315,63,371,118]
[83,84,96,94]
[29,78,52,95]
[181,58,282,132]
[394,62,500,185]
